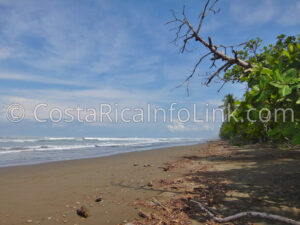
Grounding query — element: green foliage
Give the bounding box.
[219,35,300,145]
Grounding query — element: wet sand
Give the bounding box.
[0,142,213,225]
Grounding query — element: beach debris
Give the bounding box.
[208,198,214,206]
[95,197,102,202]
[133,163,138,166]
[143,163,151,167]
[137,210,150,219]
[191,199,300,225]
[76,206,89,218]
[147,181,153,187]
[159,165,173,171]
[47,217,52,220]
[76,201,80,205]
[26,219,32,223]
[126,140,300,225]
[162,167,169,171]
[125,141,233,225]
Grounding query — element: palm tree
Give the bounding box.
[220,94,236,121]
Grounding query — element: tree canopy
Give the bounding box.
[220,35,300,146]
[169,0,300,146]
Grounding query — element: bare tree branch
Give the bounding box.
[217,80,227,92]
[167,0,253,91]
[183,19,251,69]
[196,0,210,33]
[176,52,212,89]
[206,62,231,85]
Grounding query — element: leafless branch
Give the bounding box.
[217,81,227,92]
[176,52,212,89]
[167,0,253,92]
[196,0,210,33]
[206,62,231,85]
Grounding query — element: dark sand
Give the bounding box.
[0,141,299,225]
[0,142,214,225]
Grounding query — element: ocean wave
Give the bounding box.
[0,141,156,153]
[0,137,203,143]
[0,137,205,155]
[0,138,40,143]
[0,144,96,154]
[0,137,84,143]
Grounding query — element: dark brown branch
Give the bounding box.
[196,0,211,33]
[208,0,220,14]
[168,0,253,91]
[217,80,227,92]
[176,52,212,94]
[206,62,231,85]
[183,19,251,69]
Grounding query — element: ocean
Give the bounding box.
[0,137,207,167]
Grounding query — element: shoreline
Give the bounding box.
[0,141,216,225]
[0,138,211,168]
[1,140,299,225]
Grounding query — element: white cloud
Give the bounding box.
[167,119,215,133]
[0,72,93,87]
[229,0,300,27]
[0,47,14,60]
[0,0,149,75]
[0,0,10,5]
[277,1,300,26]
[230,0,277,25]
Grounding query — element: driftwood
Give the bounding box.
[191,200,300,225]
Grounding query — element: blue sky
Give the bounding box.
[0,0,299,138]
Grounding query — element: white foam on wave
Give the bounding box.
[0,137,84,143]
[0,138,40,143]
[0,144,97,154]
[0,137,205,155]
[44,137,84,141]
[0,137,203,143]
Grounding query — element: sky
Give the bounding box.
[0,0,299,138]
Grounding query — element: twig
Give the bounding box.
[152,198,170,213]
[191,200,300,225]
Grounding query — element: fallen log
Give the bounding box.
[191,200,300,225]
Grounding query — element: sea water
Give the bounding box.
[0,137,207,167]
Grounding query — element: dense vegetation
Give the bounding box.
[219,35,300,146]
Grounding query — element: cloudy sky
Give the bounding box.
[0,0,299,137]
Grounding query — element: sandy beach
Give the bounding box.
[0,141,299,225]
[0,141,214,225]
